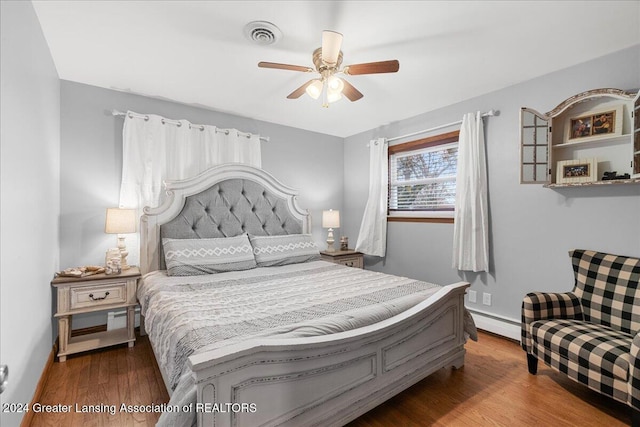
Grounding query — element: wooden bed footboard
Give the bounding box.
[188,281,470,427]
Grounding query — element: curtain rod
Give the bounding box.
[386,109,498,143]
[111,110,269,142]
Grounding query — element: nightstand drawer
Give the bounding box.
[320,250,364,269]
[70,282,127,310]
[335,256,364,269]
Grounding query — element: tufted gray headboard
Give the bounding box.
[140,164,310,274]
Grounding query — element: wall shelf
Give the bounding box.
[543,178,640,188]
[552,133,630,149]
[520,88,640,186]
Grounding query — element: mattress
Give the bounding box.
[138,260,470,426]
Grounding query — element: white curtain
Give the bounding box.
[355,138,388,257]
[119,111,262,265]
[452,112,489,272]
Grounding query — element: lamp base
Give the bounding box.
[326,228,336,252]
[117,236,131,270]
[120,252,131,270]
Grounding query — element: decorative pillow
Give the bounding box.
[249,234,320,267]
[163,234,257,276]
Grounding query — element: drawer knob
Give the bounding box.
[88,291,110,301]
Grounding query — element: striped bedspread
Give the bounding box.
[138,260,471,427]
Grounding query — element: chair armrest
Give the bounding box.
[629,331,640,410]
[521,292,583,353]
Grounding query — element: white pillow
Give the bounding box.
[163,234,256,276]
[249,234,320,267]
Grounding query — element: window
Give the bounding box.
[388,131,459,222]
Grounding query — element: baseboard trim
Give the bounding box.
[20,340,58,427]
[468,308,521,341]
[107,307,141,331]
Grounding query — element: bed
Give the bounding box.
[138,164,474,427]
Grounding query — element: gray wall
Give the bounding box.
[0,2,60,425]
[343,45,640,324]
[60,81,344,327]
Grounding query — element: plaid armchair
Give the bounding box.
[522,249,640,418]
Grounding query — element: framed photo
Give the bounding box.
[556,158,597,184]
[569,115,592,139]
[565,105,623,143]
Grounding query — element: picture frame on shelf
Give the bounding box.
[564,105,623,143]
[569,114,592,139]
[556,158,597,184]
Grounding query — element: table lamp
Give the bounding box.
[322,209,340,252]
[105,208,136,270]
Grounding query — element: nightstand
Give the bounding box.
[51,267,140,362]
[320,249,364,269]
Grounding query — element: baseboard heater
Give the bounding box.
[467,308,521,341]
[106,307,141,331]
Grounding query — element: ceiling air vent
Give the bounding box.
[244,21,282,45]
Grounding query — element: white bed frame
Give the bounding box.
[140,164,470,427]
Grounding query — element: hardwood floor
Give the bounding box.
[348,332,630,427]
[29,333,169,427]
[27,331,630,426]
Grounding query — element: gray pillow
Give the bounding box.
[163,234,257,276]
[249,234,320,267]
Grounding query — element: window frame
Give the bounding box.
[387,130,460,224]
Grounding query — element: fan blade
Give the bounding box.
[321,30,343,65]
[287,80,314,99]
[258,62,314,73]
[344,60,400,75]
[340,78,363,102]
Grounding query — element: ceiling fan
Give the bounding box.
[258,30,399,107]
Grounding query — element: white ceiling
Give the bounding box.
[32,1,640,138]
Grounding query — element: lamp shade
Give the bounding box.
[326,89,342,103]
[105,208,136,234]
[327,75,344,93]
[322,209,340,228]
[306,79,323,99]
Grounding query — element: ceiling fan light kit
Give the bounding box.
[306,79,323,99]
[258,30,399,107]
[327,75,344,92]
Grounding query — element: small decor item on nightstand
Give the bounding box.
[104,248,121,274]
[106,256,122,275]
[105,208,136,270]
[56,265,105,278]
[340,236,348,251]
[322,209,340,252]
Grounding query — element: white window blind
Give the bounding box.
[389,141,458,215]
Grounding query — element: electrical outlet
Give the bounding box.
[483,292,492,306]
[468,290,477,303]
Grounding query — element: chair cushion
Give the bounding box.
[531,318,632,381]
[570,249,640,335]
